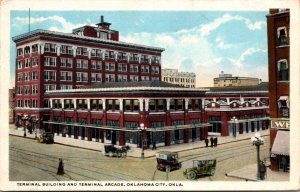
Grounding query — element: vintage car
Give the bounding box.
[156,151,181,172]
[37,132,54,144]
[183,159,216,180]
[103,144,129,158]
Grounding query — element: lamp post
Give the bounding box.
[138,123,146,159]
[230,116,238,138]
[251,132,264,180]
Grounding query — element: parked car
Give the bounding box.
[183,159,216,180]
[156,151,181,172]
[37,132,54,144]
[103,144,129,158]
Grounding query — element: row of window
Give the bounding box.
[17,99,38,108]
[163,77,195,83]
[16,85,38,95]
[17,57,159,74]
[50,99,201,112]
[17,44,161,64]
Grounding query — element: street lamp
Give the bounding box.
[230,116,238,138]
[251,132,264,180]
[138,123,146,159]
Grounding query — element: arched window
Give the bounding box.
[277,59,289,81]
[277,27,287,46]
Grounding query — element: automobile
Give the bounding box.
[103,144,129,158]
[156,151,181,172]
[183,159,216,180]
[37,132,54,144]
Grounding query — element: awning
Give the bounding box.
[271,130,289,156]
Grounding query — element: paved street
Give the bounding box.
[10,135,270,181]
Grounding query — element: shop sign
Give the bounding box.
[271,118,290,129]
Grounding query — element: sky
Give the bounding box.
[10,10,268,87]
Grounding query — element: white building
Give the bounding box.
[162,69,196,88]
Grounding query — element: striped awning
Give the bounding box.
[271,130,289,156]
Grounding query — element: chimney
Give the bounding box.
[101,15,104,23]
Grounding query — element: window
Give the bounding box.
[177,99,183,110]
[91,61,102,70]
[32,44,38,53]
[17,100,22,107]
[115,100,120,111]
[277,27,287,46]
[16,86,22,95]
[32,71,38,81]
[105,63,115,71]
[170,99,175,111]
[32,85,38,94]
[149,100,156,111]
[278,59,289,81]
[141,66,149,73]
[130,65,138,73]
[32,58,38,67]
[151,66,159,74]
[141,76,149,81]
[17,48,23,56]
[32,100,38,108]
[76,72,88,82]
[24,72,30,81]
[24,99,30,108]
[130,54,139,62]
[44,99,50,108]
[61,45,73,55]
[118,75,127,82]
[44,57,56,67]
[141,55,149,63]
[133,100,139,111]
[117,52,127,61]
[158,99,165,111]
[105,74,115,82]
[108,100,113,110]
[61,58,73,68]
[278,96,289,117]
[91,73,102,82]
[44,43,56,53]
[76,59,88,69]
[60,71,72,81]
[17,60,22,69]
[60,85,73,90]
[91,99,103,110]
[152,56,160,64]
[77,99,88,110]
[64,99,74,109]
[129,75,138,81]
[25,59,30,68]
[125,100,131,112]
[24,46,30,55]
[17,73,23,82]
[91,49,101,58]
[118,64,127,72]
[44,71,56,81]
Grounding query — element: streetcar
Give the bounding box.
[156,151,181,172]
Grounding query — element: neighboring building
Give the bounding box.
[9,88,15,124]
[162,69,196,88]
[204,82,269,137]
[12,16,164,130]
[213,71,260,87]
[267,9,290,172]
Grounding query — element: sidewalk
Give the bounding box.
[226,163,290,181]
[9,124,270,158]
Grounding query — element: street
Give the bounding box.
[9,135,270,181]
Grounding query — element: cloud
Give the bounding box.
[215,37,233,49]
[200,14,265,37]
[226,48,267,68]
[14,16,91,33]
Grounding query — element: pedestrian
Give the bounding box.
[152,141,157,150]
[205,138,209,147]
[210,137,213,148]
[214,137,218,147]
[57,158,65,175]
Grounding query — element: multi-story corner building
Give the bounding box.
[12,16,164,129]
[267,9,290,172]
[162,69,196,88]
[213,71,260,87]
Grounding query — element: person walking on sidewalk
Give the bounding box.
[57,158,65,175]
[205,138,209,147]
[214,137,218,147]
[152,141,157,150]
[210,137,214,148]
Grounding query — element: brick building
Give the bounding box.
[267,9,290,172]
[12,16,163,129]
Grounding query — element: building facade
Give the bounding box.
[13,17,164,129]
[213,71,260,87]
[162,69,196,88]
[267,9,290,172]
